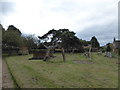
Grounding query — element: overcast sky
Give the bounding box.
[0,0,119,46]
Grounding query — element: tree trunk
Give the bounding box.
[62,48,66,62]
[72,49,75,54]
[89,47,92,60]
[44,49,50,61]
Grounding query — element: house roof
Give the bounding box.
[113,40,120,48]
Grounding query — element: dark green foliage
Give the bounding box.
[2,25,23,47]
[91,36,100,48]
[100,47,106,52]
[2,30,23,47]
[106,43,111,52]
[38,29,83,51]
[80,39,91,46]
[2,24,38,52]
[21,34,38,50]
[7,25,22,36]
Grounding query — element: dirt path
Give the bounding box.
[2,58,14,88]
[0,58,2,89]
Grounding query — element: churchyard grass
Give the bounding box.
[4,53,118,88]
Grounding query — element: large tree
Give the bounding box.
[106,43,111,52]
[2,24,38,49]
[91,36,100,48]
[2,30,23,47]
[38,29,83,62]
[2,24,39,55]
[2,25,22,47]
[21,34,38,50]
[7,25,22,35]
[2,25,23,47]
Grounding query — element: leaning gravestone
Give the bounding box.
[106,52,112,58]
[106,43,112,58]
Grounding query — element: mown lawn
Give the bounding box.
[4,53,118,88]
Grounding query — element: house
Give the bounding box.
[29,44,49,60]
[2,45,19,55]
[30,49,47,59]
[113,38,120,54]
[18,47,29,55]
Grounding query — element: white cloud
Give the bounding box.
[1,0,118,45]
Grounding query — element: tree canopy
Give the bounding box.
[2,25,38,50]
[38,29,84,62]
[106,43,111,52]
[21,34,38,50]
[91,36,100,48]
[1,23,103,57]
[38,29,83,50]
[7,25,22,36]
[2,29,23,47]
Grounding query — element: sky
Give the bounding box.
[0,0,119,46]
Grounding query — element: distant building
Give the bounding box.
[2,45,20,55]
[29,44,48,60]
[18,47,29,55]
[113,38,120,54]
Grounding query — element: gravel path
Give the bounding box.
[2,58,14,88]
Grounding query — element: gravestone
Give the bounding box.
[106,52,112,58]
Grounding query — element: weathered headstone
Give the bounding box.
[106,52,112,58]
